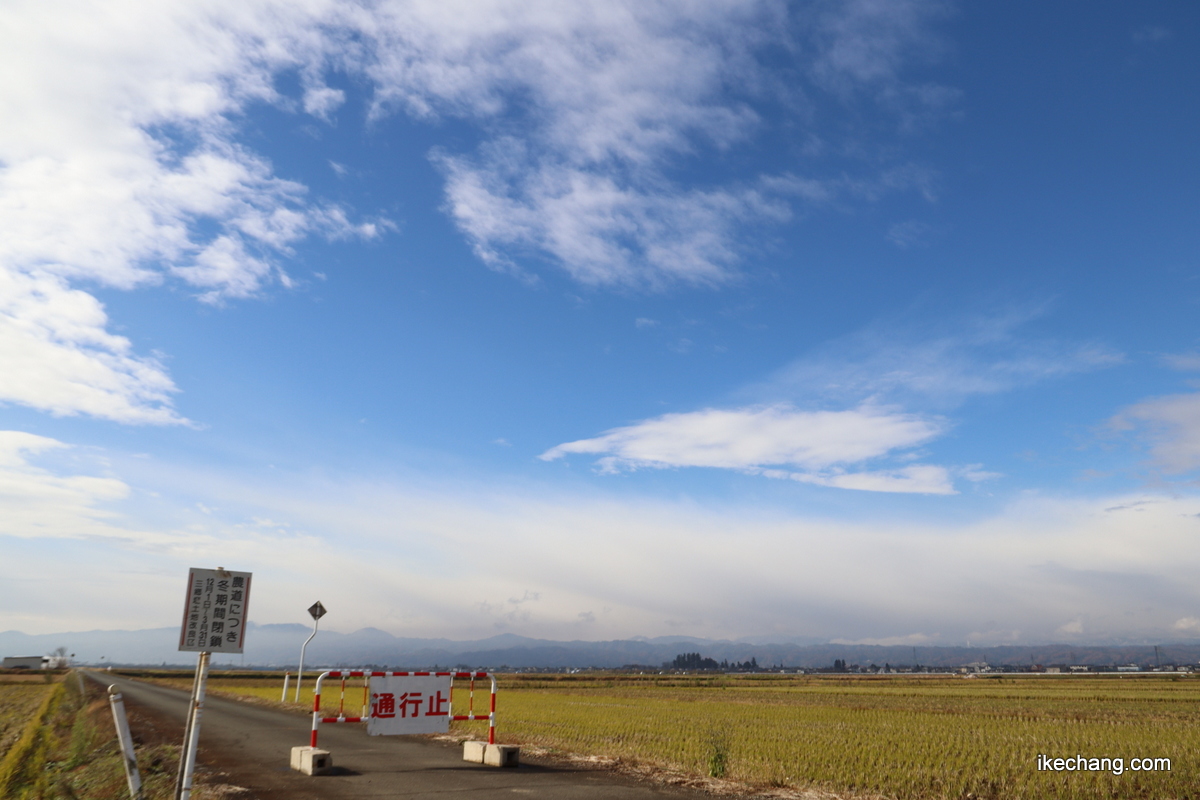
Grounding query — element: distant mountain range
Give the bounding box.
[6,625,1200,671]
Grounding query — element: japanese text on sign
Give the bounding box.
[178,568,252,654]
[366,675,452,735]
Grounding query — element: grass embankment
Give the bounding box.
[126,670,1200,800]
[0,671,178,799]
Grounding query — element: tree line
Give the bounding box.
[666,653,759,671]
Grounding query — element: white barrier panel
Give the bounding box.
[309,670,496,749]
[367,674,452,735]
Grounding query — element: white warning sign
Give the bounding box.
[178,568,252,654]
[366,674,452,735]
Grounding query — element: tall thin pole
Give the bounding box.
[173,654,203,800]
[177,651,211,800]
[294,616,320,702]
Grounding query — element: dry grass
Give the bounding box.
[0,680,57,763]
[0,671,247,799]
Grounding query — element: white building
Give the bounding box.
[2,656,48,669]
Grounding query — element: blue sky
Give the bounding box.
[2,0,1199,648]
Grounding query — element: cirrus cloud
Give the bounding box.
[540,403,954,493]
[1112,392,1200,474]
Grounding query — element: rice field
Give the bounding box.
[492,674,1200,799]
[131,670,1200,799]
[0,678,56,762]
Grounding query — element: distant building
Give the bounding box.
[2,656,47,669]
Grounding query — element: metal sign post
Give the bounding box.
[177,652,211,800]
[173,655,202,800]
[294,601,326,702]
[173,568,252,800]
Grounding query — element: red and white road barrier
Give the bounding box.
[309,670,496,748]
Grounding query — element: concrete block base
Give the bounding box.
[463,741,487,763]
[484,744,520,767]
[291,746,333,775]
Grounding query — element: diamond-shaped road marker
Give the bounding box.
[308,601,327,620]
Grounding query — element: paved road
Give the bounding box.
[90,672,714,799]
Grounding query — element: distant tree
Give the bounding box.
[670,653,720,670]
[46,646,70,670]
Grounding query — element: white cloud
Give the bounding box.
[1,0,371,294]
[754,308,1123,408]
[0,430,349,632]
[830,632,935,646]
[363,0,788,286]
[886,219,935,248]
[1161,352,1200,372]
[365,0,950,287]
[0,431,131,537]
[541,403,951,492]
[788,464,954,494]
[10,443,1200,644]
[303,85,346,119]
[1113,392,1200,473]
[436,152,790,287]
[542,403,941,470]
[808,0,950,91]
[542,310,1114,494]
[0,271,183,423]
[1,0,950,422]
[364,1,776,151]
[1056,618,1084,636]
[0,0,375,422]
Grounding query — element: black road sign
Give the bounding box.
[308,601,327,620]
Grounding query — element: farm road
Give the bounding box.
[87,671,714,800]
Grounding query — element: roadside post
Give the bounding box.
[293,601,326,702]
[108,685,143,800]
[174,567,252,800]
